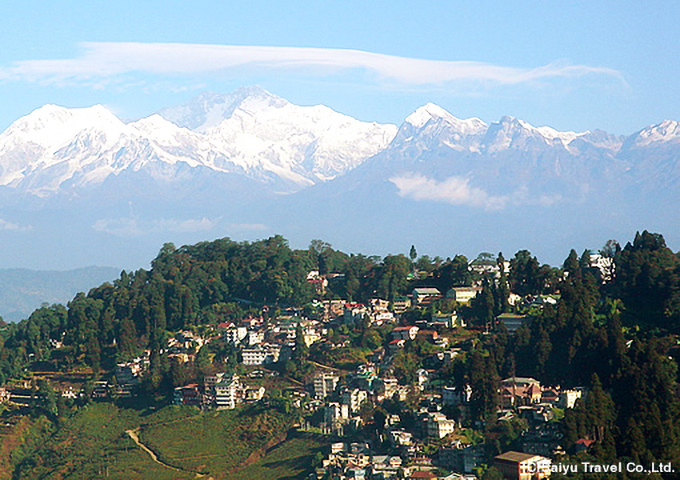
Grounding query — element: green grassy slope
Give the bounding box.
[5,401,316,480]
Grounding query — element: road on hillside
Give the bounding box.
[126,428,205,478]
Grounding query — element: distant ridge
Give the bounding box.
[0,267,119,322]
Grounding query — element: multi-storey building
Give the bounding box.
[340,387,368,414]
[493,451,551,480]
[313,373,340,399]
[241,343,281,365]
[426,412,456,439]
[215,375,241,410]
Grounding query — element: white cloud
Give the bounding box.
[1,42,623,88]
[391,173,509,210]
[390,173,563,210]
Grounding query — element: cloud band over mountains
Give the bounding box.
[1,42,622,88]
[390,173,563,210]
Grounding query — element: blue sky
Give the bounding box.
[0,1,678,134]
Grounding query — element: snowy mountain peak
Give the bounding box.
[0,88,397,195]
[484,115,585,151]
[629,120,680,147]
[403,103,487,140]
[1,88,677,202]
[12,104,119,130]
[405,103,454,128]
[1,104,125,150]
[157,86,288,132]
[127,114,200,146]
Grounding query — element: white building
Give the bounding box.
[378,377,399,398]
[341,388,368,414]
[372,312,395,325]
[314,373,340,399]
[247,331,265,346]
[412,287,442,304]
[427,412,456,438]
[215,375,241,409]
[224,326,248,344]
[447,287,482,304]
[241,344,281,365]
[590,253,615,281]
[389,429,413,447]
[558,388,584,409]
[391,326,420,341]
[303,329,321,347]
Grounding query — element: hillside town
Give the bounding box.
[30,257,603,479]
[0,233,677,480]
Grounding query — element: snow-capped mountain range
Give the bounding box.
[1,85,679,200]
[0,85,679,271]
[0,86,397,195]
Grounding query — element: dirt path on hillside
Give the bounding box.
[126,428,208,479]
[308,359,350,373]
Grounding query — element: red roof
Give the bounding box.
[409,471,436,479]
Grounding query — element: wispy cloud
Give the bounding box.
[0,218,32,232]
[390,173,562,210]
[91,216,269,237]
[92,216,218,237]
[0,42,623,89]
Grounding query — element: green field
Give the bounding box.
[5,403,187,480]
[138,404,294,476]
[1,401,323,480]
[229,436,329,480]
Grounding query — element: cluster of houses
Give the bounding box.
[288,282,586,480]
[307,362,576,478]
[299,297,582,479]
[173,373,266,409]
[321,441,550,480]
[319,441,479,480]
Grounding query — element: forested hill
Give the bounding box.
[0,234,405,381]
[1,232,680,379]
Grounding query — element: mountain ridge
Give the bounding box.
[0,266,120,322]
[2,88,678,198]
[0,87,678,270]
[0,87,398,195]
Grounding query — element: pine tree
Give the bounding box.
[563,249,579,278]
